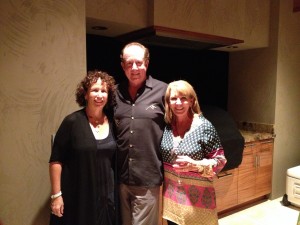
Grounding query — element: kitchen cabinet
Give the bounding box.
[238,139,273,204]
[255,140,273,197]
[236,143,256,203]
[214,168,238,212]
[215,139,273,213]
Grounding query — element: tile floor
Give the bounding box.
[218,197,300,225]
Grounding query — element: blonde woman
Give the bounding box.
[160,80,227,225]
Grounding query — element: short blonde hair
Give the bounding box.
[164,80,201,124]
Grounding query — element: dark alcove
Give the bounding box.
[86,34,229,110]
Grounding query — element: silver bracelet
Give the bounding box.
[50,191,62,199]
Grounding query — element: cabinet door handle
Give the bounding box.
[254,155,259,168]
[261,140,273,144]
[217,172,233,179]
[260,148,270,152]
[244,152,253,156]
[245,144,256,147]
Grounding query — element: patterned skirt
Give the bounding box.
[162,164,219,225]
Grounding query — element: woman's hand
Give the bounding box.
[172,155,196,172]
[51,196,64,217]
[173,156,215,177]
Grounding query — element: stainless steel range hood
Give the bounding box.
[116,26,244,50]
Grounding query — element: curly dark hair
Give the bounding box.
[75,70,116,117]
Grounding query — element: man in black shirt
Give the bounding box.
[114,42,167,225]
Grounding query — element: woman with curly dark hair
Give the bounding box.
[49,70,117,225]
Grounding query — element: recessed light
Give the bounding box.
[227,45,238,49]
[92,26,108,31]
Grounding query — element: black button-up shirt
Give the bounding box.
[114,75,167,187]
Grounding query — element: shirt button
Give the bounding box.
[130,130,134,134]
[131,116,134,120]
[132,104,135,106]
[129,144,133,148]
[129,158,133,161]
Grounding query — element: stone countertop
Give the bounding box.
[240,130,275,143]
